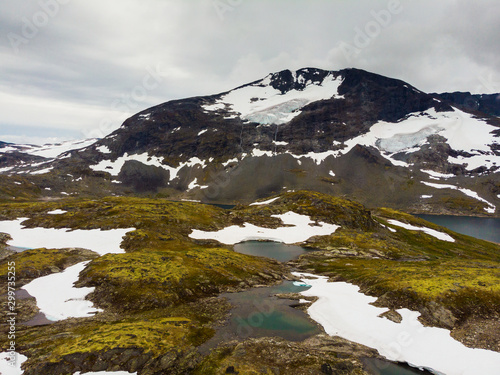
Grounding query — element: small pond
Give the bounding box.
[198,280,321,354]
[234,240,312,262]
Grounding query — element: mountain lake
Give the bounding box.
[417,214,500,244]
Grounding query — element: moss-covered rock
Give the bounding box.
[77,248,285,313]
[192,335,376,375]
[234,190,378,231]
[0,248,99,288]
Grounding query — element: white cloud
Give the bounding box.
[0,0,499,144]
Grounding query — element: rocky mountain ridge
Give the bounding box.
[1,68,499,215]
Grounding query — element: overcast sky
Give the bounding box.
[1,0,499,144]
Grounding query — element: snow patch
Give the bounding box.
[249,197,280,206]
[421,169,455,179]
[197,129,208,136]
[89,153,207,181]
[89,153,166,176]
[189,211,339,244]
[47,209,67,215]
[222,158,239,167]
[0,352,27,375]
[96,145,112,154]
[188,178,208,190]
[30,167,54,175]
[252,149,274,157]
[0,218,134,255]
[23,261,102,321]
[294,272,500,375]
[386,219,455,242]
[20,139,98,159]
[286,150,340,165]
[380,224,397,233]
[0,166,14,173]
[272,140,288,146]
[203,72,344,125]
[421,181,496,213]
[336,108,499,169]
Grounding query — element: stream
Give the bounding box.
[219,241,435,374]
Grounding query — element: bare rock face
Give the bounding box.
[419,301,458,329]
[0,232,13,261]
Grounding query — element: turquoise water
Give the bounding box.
[234,240,311,262]
[417,214,500,243]
[221,280,320,341]
[197,281,321,354]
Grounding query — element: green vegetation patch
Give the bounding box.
[51,318,198,359]
[235,190,378,231]
[0,196,226,232]
[373,208,500,261]
[78,247,284,312]
[16,316,212,366]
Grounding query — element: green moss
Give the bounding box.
[236,190,378,231]
[373,208,500,261]
[51,318,195,358]
[16,316,213,365]
[440,196,488,215]
[79,247,283,312]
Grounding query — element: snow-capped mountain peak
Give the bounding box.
[1,67,499,216]
[203,68,344,125]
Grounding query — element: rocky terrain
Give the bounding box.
[0,191,499,374]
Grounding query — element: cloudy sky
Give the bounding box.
[1,0,499,144]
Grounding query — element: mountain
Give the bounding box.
[433,91,500,117]
[1,68,499,216]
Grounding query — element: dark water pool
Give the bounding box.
[416,214,500,243]
[234,240,312,262]
[362,358,433,375]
